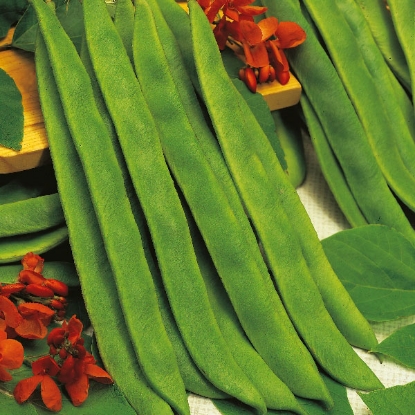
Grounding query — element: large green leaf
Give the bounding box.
[358,381,415,414]
[370,323,415,368]
[0,67,23,150]
[322,224,415,322]
[0,0,28,37]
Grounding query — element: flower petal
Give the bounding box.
[13,375,43,403]
[243,41,269,67]
[0,296,22,328]
[0,339,24,369]
[0,365,12,381]
[257,16,278,41]
[15,318,47,340]
[65,374,89,407]
[276,21,306,49]
[41,375,62,412]
[66,315,83,345]
[239,19,263,45]
[32,356,61,377]
[85,364,113,384]
[22,252,44,273]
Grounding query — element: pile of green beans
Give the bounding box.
[23,0,392,413]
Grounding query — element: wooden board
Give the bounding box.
[0,28,50,175]
[0,23,301,174]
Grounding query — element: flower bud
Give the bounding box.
[25,283,54,298]
[18,269,45,285]
[43,279,68,297]
[243,67,257,93]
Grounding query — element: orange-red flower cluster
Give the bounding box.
[197,0,306,92]
[14,315,113,412]
[0,252,113,412]
[0,252,69,341]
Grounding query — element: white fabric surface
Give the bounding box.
[188,135,415,414]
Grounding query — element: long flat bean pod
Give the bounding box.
[113,0,134,62]
[30,1,188,414]
[261,0,414,350]
[189,0,383,392]
[354,0,411,90]
[300,94,368,228]
[133,0,331,406]
[301,0,415,212]
[34,28,174,415]
[0,193,64,237]
[83,0,266,412]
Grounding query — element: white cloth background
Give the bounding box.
[188,135,415,414]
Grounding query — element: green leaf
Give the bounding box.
[371,323,415,368]
[0,11,21,38]
[12,0,84,53]
[322,224,415,322]
[0,67,23,151]
[358,381,415,414]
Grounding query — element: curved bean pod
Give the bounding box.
[34,25,174,415]
[189,0,383,392]
[31,1,187,413]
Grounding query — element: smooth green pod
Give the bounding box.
[31,1,187,413]
[34,25,175,415]
[261,0,414,351]
[113,0,135,62]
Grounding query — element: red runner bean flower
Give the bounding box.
[0,337,24,381]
